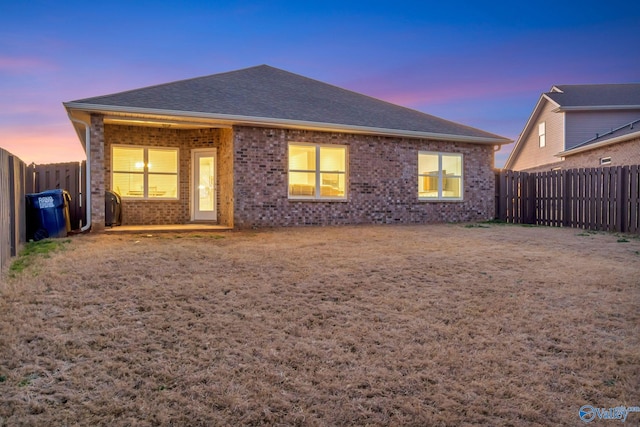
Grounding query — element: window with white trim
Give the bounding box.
[600,156,611,165]
[539,122,546,147]
[288,143,347,199]
[418,152,463,200]
[112,146,179,199]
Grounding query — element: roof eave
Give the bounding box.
[556,129,640,157]
[64,103,511,145]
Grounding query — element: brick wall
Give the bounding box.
[103,124,231,226]
[559,136,640,170]
[93,121,497,228]
[519,135,640,173]
[232,126,496,228]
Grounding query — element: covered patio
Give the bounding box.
[103,223,232,234]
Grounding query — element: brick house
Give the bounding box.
[505,84,640,172]
[64,65,510,230]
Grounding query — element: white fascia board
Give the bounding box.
[556,130,640,157]
[64,103,512,145]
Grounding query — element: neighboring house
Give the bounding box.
[64,65,510,230]
[505,84,640,172]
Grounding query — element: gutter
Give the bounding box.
[67,114,92,232]
[553,105,640,112]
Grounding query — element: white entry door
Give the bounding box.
[192,149,216,221]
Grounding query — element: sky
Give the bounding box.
[1,1,639,167]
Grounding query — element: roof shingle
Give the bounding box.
[546,83,640,108]
[68,65,507,141]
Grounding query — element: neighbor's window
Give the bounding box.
[418,152,463,200]
[288,143,347,199]
[112,146,179,199]
[539,122,546,147]
[600,156,612,165]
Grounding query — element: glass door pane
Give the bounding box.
[193,150,216,221]
[198,156,215,212]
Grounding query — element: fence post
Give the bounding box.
[529,172,536,224]
[494,170,499,220]
[617,166,628,233]
[11,156,26,256]
[0,151,7,269]
[519,172,525,224]
[9,156,16,256]
[562,170,570,227]
[631,166,639,233]
[517,171,524,223]
[499,170,507,221]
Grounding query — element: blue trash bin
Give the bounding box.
[26,189,71,241]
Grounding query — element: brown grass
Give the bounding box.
[0,224,639,426]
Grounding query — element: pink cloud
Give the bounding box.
[0,125,85,165]
[349,69,555,111]
[0,55,54,73]
[0,103,64,117]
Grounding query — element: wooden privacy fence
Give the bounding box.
[26,161,86,230]
[497,165,640,233]
[0,149,26,271]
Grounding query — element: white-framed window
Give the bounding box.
[288,143,347,200]
[600,157,612,165]
[112,145,179,199]
[418,152,463,201]
[539,122,546,148]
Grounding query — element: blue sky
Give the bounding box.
[1,0,639,166]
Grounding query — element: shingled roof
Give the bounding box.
[545,83,640,109]
[65,65,509,144]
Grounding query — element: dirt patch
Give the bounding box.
[1,224,639,426]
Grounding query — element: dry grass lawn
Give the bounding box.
[1,223,639,426]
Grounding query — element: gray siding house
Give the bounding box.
[64,65,510,230]
[505,84,640,172]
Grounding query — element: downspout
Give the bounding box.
[67,114,92,232]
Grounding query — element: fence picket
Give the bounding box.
[0,150,8,270]
[545,172,551,226]
[608,168,616,232]
[579,170,584,228]
[618,166,628,233]
[564,170,571,227]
